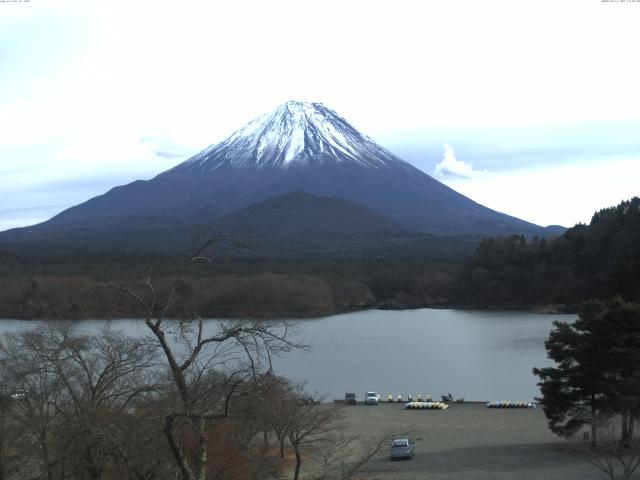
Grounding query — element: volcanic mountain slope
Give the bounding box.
[0,101,560,252]
[208,192,455,257]
[212,191,404,238]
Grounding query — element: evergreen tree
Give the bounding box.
[534,298,640,445]
[457,197,640,307]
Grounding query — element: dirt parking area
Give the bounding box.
[340,402,625,480]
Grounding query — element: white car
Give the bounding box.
[365,391,380,405]
[390,438,415,460]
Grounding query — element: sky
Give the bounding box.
[1,0,639,231]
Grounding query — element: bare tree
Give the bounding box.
[0,327,66,480]
[0,391,24,480]
[286,401,343,480]
[269,383,397,480]
[583,424,640,480]
[257,374,298,458]
[46,323,160,480]
[0,323,164,480]
[268,384,403,480]
[253,370,403,480]
[114,238,302,480]
[308,429,403,480]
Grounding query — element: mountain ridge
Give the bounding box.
[0,101,563,252]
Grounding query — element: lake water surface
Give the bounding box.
[0,309,573,402]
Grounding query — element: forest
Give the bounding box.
[455,197,640,309]
[0,198,638,319]
[0,253,459,320]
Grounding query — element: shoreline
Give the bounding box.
[0,303,576,321]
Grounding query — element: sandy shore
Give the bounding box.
[339,402,619,480]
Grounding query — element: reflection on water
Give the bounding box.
[0,309,574,401]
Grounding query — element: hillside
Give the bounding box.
[212,191,403,237]
[455,197,640,309]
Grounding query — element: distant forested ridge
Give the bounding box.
[455,197,640,309]
[2,198,638,320]
[0,253,460,320]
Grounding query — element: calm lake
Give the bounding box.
[0,309,573,402]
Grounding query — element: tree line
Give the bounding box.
[455,197,640,309]
[0,254,458,320]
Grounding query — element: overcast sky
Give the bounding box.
[1,0,639,231]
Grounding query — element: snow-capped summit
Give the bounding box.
[176,101,409,172]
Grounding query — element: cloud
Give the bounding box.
[433,144,487,179]
[442,156,640,228]
[140,135,193,160]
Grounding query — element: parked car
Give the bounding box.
[344,392,357,405]
[365,391,380,405]
[390,438,415,460]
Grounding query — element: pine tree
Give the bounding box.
[534,297,640,446]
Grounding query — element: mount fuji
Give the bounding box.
[0,101,561,253]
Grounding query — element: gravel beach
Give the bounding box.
[340,402,626,480]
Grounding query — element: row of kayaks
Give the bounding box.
[486,401,536,408]
[404,400,537,410]
[405,401,449,410]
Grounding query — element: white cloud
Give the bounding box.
[442,157,640,228]
[434,145,487,179]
